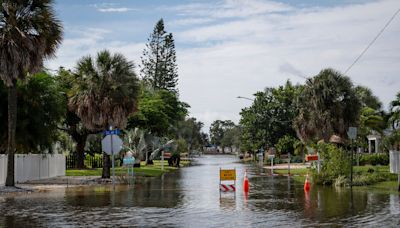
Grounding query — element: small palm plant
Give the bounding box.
[123,128,147,165]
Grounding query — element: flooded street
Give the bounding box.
[1,155,399,227]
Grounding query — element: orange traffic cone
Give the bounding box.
[243,170,249,192]
[304,174,310,191]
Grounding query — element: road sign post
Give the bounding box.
[102,128,123,188]
[268,154,275,175]
[347,127,357,188]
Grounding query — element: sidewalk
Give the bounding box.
[263,163,310,170]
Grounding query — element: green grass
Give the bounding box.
[274,165,398,188]
[353,165,390,173]
[273,168,309,175]
[67,159,191,177]
[354,181,400,194]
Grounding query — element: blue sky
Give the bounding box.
[47,0,400,131]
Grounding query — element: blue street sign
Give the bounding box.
[123,157,135,165]
[104,129,121,135]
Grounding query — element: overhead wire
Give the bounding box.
[344,7,400,74]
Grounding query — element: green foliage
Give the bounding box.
[240,80,300,150]
[355,86,382,110]
[209,120,235,147]
[175,117,207,150]
[175,138,188,155]
[352,171,396,186]
[84,153,103,168]
[69,50,140,131]
[128,87,188,136]
[141,18,178,92]
[294,68,361,143]
[221,125,241,151]
[359,153,389,166]
[313,143,351,185]
[0,72,66,153]
[275,135,297,157]
[381,92,400,151]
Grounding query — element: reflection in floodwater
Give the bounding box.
[0,155,399,227]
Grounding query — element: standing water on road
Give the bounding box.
[1,155,399,227]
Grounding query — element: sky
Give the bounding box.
[46,0,400,132]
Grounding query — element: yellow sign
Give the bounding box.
[220,169,236,181]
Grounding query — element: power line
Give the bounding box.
[344,7,400,74]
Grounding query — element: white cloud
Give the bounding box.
[47,0,400,133]
[45,27,144,71]
[97,7,133,13]
[173,0,400,131]
[165,0,293,18]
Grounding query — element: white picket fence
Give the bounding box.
[0,154,65,185]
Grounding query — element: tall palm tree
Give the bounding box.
[0,0,62,186]
[294,68,360,143]
[68,50,140,178]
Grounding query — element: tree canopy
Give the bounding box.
[0,72,65,153]
[0,0,63,186]
[294,69,361,143]
[141,18,178,93]
[240,80,300,151]
[69,50,140,131]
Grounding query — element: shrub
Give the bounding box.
[312,143,351,185]
[275,135,297,157]
[359,153,389,166]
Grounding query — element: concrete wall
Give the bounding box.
[0,154,65,185]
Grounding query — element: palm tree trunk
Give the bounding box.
[5,84,17,186]
[76,135,87,169]
[102,153,111,178]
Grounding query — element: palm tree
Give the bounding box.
[389,92,400,129]
[0,0,62,186]
[68,50,140,178]
[294,68,361,143]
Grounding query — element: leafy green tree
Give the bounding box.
[175,117,207,151]
[275,135,297,157]
[128,87,188,137]
[355,86,382,110]
[56,68,94,169]
[68,50,140,178]
[141,18,178,92]
[210,120,235,152]
[0,72,65,153]
[0,0,63,186]
[382,91,400,151]
[221,125,242,153]
[240,81,300,151]
[294,69,361,143]
[389,91,400,130]
[353,86,385,151]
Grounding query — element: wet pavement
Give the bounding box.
[0,155,399,227]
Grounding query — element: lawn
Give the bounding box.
[67,160,191,177]
[272,165,398,187]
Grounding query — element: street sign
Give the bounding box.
[268,154,275,159]
[101,135,123,155]
[123,157,135,165]
[347,127,357,140]
[306,154,319,161]
[104,129,121,136]
[220,169,236,181]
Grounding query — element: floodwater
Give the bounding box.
[0,155,399,227]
